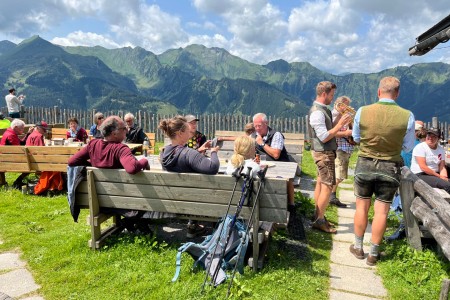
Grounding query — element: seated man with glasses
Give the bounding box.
[410,127,450,193]
[124,112,148,145]
[69,116,150,233]
[69,116,149,173]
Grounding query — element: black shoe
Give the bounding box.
[186,223,206,238]
[385,223,406,242]
[329,197,348,208]
[12,182,23,190]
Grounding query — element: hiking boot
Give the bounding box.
[366,254,380,266]
[312,218,337,234]
[186,223,206,238]
[329,197,348,208]
[349,244,365,259]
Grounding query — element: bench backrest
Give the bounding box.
[145,132,156,154]
[51,128,68,139]
[75,168,288,223]
[0,146,82,172]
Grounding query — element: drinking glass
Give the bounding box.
[260,154,267,163]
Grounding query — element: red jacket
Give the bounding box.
[26,130,45,146]
[0,128,26,145]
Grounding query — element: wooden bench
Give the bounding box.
[74,167,289,270]
[50,128,68,139]
[0,145,82,185]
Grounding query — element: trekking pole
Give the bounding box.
[200,166,243,293]
[210,167,254,286]
[226,166,268,298]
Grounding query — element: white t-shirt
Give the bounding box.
[224,159,261,178]
[410,142,445,174]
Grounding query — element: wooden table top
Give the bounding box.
[136,154,297,180]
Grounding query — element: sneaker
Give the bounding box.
[329,197,348,208]
[186,223,206,238]
[312,218,337,234]
[349,244,365,259]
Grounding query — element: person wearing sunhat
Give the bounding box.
[26,121,49,146]
[5,88,25,118]
[410,127,450,193]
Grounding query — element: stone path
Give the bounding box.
[329,183,388,299]
[0,239,44,300]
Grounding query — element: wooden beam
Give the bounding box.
[399,177,422,251]
[411,197,450,260]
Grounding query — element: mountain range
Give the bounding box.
[0,35,449,121]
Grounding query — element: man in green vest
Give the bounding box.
[350,76,415,265]
[308,81,352,233]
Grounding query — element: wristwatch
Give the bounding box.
[259,142,265,148]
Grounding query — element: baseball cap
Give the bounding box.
[35,121,49,131]
[185,114,199,122]
[415,123,423,130]
[427,127,439,137]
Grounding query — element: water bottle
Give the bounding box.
[143,141,149,157]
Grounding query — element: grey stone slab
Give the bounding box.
[331,241,375,268]
[329,290,380,300]
[330,263,387,297]
[0,269,40,297]
[339,183,354,190]
[338,189,356,203]
[0,253,26,270]
[21,297,44,300]
[338,206,355,218]
[334,216,372,243]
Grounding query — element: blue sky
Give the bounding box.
[0,0,449,74]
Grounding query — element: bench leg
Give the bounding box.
[252,200,260,272]
[0,172,6,186]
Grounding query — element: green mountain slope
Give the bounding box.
[2,37,450,121]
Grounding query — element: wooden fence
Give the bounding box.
[1,106,309,142]
[3,106,450,143]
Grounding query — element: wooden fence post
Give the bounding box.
[399,177,422,251]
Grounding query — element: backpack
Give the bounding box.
[172,215,249,286]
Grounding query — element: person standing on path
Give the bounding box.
[308,81,351,234]
[329,96,355,208]
[5,88,25,118]
[350,76,415,265]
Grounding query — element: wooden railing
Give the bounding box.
[1,106,309,143]
[400,167,450,259]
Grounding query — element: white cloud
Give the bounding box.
[0,0,450,74]
[51,31,125,48]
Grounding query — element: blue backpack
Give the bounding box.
[172,215,249,286]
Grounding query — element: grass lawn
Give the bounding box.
[1,146,448,299]
[0,147,333,300]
